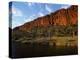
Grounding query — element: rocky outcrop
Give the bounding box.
[13,5,78,31]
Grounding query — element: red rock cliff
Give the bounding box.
[13,5,78,31]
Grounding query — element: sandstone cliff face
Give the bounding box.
[13,5,78,31]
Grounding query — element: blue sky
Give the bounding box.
[9,2,71,28]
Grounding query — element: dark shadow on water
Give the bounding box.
[10,41,78,58]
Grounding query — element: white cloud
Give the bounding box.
[45,5,52,13]
[27,2,35,7]
[12,20,24,28]
[28,2,32,6]
[24,15,36,22]
[25,12,45,23]
[24,18,33,22]
[38,12,44,17]
[60,5,71,9]
[12,5,23,17]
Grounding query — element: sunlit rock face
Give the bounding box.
[13,5,78,31]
